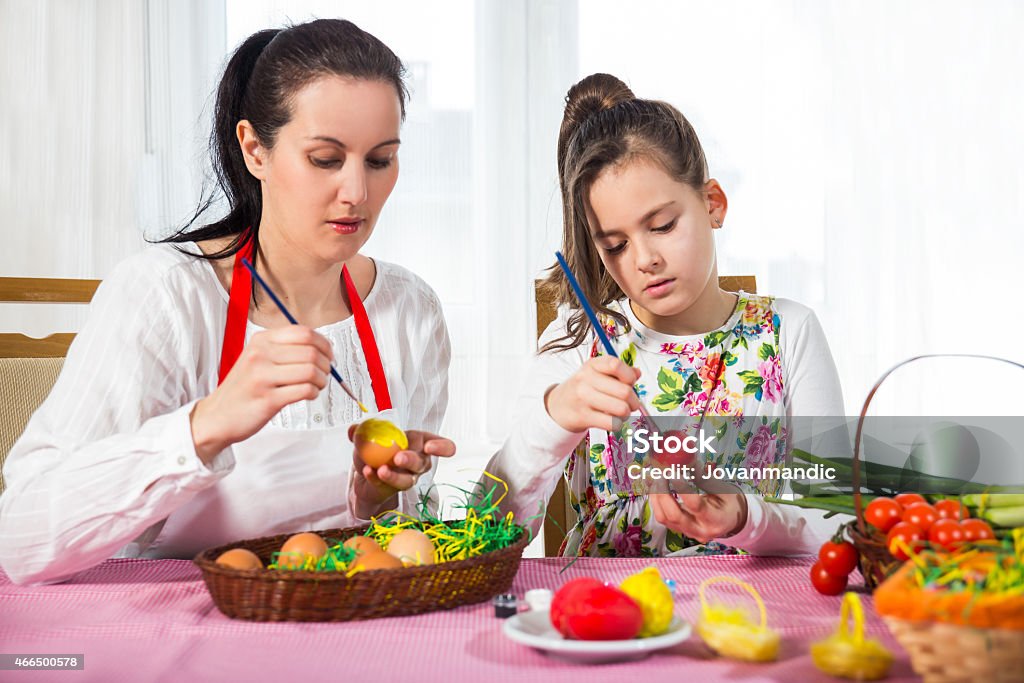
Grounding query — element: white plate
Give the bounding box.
[502,609,691,664]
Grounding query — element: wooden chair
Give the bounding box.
[536,275,757,556]
[0,277,100,493]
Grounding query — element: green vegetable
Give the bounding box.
[764,495,862,517]
[962,493,1024,508]
[976,505,1024,528]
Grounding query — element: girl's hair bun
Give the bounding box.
[562,73,634,134]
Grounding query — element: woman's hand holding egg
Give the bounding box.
[545,356,641,433]
[190,325,333,464]
[348,420,456,518]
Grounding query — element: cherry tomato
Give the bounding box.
[819,541,859,577]
[960,518,996,543]
[810,561,848,596]
[933,499,970,521]
[902,503,939,534]
[894,493,927,507]
[887,522,924,561]
[928,519,965,552]
[865,497,903,533]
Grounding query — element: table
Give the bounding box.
[0,555,920,682]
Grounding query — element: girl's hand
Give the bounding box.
[546,356,642,433]
[348,426,456,518]
[650,486,749,543]
[190,325,333,463]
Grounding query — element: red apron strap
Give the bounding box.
[218,238,254,385]
[218,240,391,411]
[342,264,391,411]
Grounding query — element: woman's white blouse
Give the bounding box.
[0,244,450,584]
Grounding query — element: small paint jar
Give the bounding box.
[492,593,518,618]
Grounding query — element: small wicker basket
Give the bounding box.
[194,523,529,622]
[882,618,1024,683]
[874,558,1024,682]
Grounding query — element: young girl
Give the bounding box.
[0,19,453,584]
[484,73,844,557]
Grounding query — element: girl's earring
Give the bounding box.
[713,217,723,229]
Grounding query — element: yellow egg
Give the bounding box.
[215,548,263,571]
[351,550,403,572]
[620,567,674,637]
[277,532,328,570]
[354,418,408,468]
[343,535,381,557]
[385,529,436,566]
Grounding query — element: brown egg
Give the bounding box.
[215,548,263,571]
[350,550,403,572]
[385,529,436,566]
[353,418,408,468]
[343,535,381,557]
[277,532,328,570]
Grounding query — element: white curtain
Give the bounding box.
[1,0,146,335]
[574,0,1024,414]
[0,0,224,337]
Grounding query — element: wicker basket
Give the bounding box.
[882,618,1024,683]
[194,523,529,622]
[844,354,1024,590]
[874,546,1024,682]
[844,522,898,591]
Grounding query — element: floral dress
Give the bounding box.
[558,292,790,557]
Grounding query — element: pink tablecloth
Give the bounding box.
[0,555,919,682]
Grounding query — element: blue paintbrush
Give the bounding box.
[554,251,655,426]
[241,257,367,413]
[556,251,712,494]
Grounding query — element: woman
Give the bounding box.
[0,19,453,584]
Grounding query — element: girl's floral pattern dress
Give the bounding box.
[558,292,789,558]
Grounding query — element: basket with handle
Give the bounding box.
[847,354,1024,589]
[873,535,1024,683]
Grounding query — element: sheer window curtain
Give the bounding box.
[0,0,224,335]
[575,0,1024,414]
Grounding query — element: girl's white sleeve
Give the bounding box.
[715,301,848,555]
[480,310,588,536]
[0,256,234,585]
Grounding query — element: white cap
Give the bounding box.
[524,588,553,611]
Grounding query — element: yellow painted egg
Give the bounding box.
[277,532,328,570]
[620,566,674,637]
[354,418,408,468]
[350,550,403,573]
[343,535,381,557]
[215,548,263,571]
[385,529,436,566]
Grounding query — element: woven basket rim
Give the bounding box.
[193,521,530,582]
[883,614,1024,633]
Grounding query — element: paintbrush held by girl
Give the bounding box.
[483,73,844,558]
